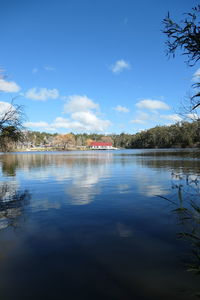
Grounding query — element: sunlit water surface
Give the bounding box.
[0,149,200,300]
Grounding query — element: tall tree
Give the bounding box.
[53,133,75,150]
[163,5,200,111]
[0,101,25,151]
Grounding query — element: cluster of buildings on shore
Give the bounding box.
[16,140,117,151]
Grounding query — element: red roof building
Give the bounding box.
[90,141,113,149]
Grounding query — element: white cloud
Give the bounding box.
[25,115,111,133]
[160,114,182,122]
[24,121,49,128]
[44,65,55,71]
[71,111,98,123]
[0,101,15,118]
[25,87,59,101]
[111,59,131,74]
[71,111,111,131]
[186,113,199,120]
[52,117,71,128]
[136,99,170,110]
[64,95,99,113]
[193,68,200,81]
[25,94,111,133]
[130,111,149,124]
[0,78,21,93]
[0,68,5,78]
[32,68,38,74]
[131,119,146,124]
[32,66,55,74]
[114,105,129,113]
[53,113,110,132]
[52,117,84,131]
[131,111,182,127]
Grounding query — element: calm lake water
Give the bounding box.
[0,149,200,300]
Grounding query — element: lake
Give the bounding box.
[0,149,200,300]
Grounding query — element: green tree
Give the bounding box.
[163,5,200,111]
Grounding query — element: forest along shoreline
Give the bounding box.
[1,120,199,152]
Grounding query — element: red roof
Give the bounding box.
[90,142,112,146]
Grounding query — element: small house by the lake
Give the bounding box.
[90,142,113,150]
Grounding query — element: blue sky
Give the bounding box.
[0,0,199,134]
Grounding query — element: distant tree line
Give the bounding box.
[129,121,200,149]
[6,120,198,151]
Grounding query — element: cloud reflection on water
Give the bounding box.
[0,152,114,208]
[65,156,113,205]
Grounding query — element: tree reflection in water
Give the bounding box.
[0,182,30,230]
[159,173,200,298]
